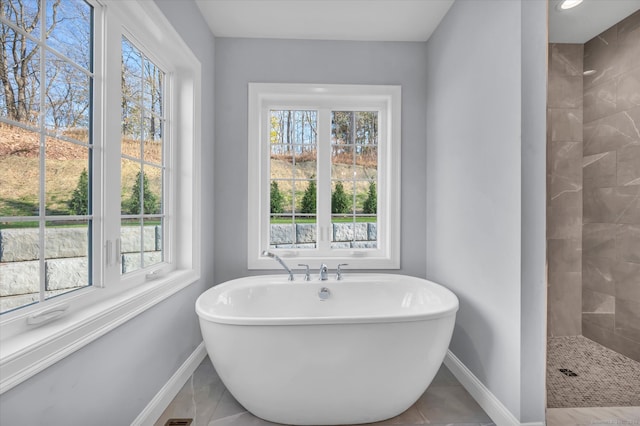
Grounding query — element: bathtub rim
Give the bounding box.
[196,273,459,326]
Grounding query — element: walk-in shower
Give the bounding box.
[546,1,640,416]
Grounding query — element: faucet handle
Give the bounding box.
[298,264,311,281]
[336,263,349,280]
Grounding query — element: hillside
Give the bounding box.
[0,123,161,217]
[1,122,377,217]
[270,156,377,211]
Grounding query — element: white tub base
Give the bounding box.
[196,275,458,425]
[200,317,455,425]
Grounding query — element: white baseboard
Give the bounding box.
[444,350,545,426]
[132,342,207,426]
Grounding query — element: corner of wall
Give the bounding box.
[520,0,548,422]
[425,0,547,423]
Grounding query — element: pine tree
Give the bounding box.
[127,171,159,214]
[363,182,377,214]
[300,180,316,214]
[331,182,350,214]
[270,181,284,214]
[68,168,89,215]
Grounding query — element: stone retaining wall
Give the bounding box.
[1,223,376,309]
[0,227,161,303]
[270,222,377,249]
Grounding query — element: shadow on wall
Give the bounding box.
[449,298,493,384]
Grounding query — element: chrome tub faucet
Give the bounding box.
[262,250,294,281]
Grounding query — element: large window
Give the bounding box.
[0,0,200,394]
[248,83,400,269]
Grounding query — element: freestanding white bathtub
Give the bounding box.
[195,273,459,425]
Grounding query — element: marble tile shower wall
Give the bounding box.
[547,43,584,337]
[581,10,640,362]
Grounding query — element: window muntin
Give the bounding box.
[268,109,379,251]
[249,83,400,269]
[0,0,94,314]
[120,36,165,275]
[269,110,318,249]
[330,111,378,249]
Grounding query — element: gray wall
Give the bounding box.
[520,0,548,420]
[0,1,216,424]
[581,10,640,362]
[214,38,428,284]
[546,8,640,363]
[547,43,584,337]
[426,0,546,422]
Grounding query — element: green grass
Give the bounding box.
[0,221,39,229]
[1,219,162,230]
[0,197,39,217]
[270,216,375,224]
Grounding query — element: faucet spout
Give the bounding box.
[319,263,328,281]
[262,250,294,281]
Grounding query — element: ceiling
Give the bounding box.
[549,0,640,43]
[194,0,454,42]
[194,0,640,44]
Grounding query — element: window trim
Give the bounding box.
[247,83,401,270]
[0,0,201,394]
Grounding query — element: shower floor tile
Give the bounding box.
[547,335,640,408]
[155,356,495,426]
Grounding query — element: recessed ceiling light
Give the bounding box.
[558,0,584,10]
[583,69,596,76]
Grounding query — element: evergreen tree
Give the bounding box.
[127,171,158,214]
[300,180,316,214]
[270,181,284,214]
[68,168,89,215]
[363,182,377,214]
[331,182,350,214]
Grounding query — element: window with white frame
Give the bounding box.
[248,83,400,270]
[0,0,200,393]
[0,0,95,313]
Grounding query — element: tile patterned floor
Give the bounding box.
[547,335,640,408]
[155,357,495,426]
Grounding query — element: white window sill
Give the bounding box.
[249,253,399,270]
[0,269,199,394]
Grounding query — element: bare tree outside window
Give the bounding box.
[1,0,91,131]
[0,0,94,314]
[120,35,165,275]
